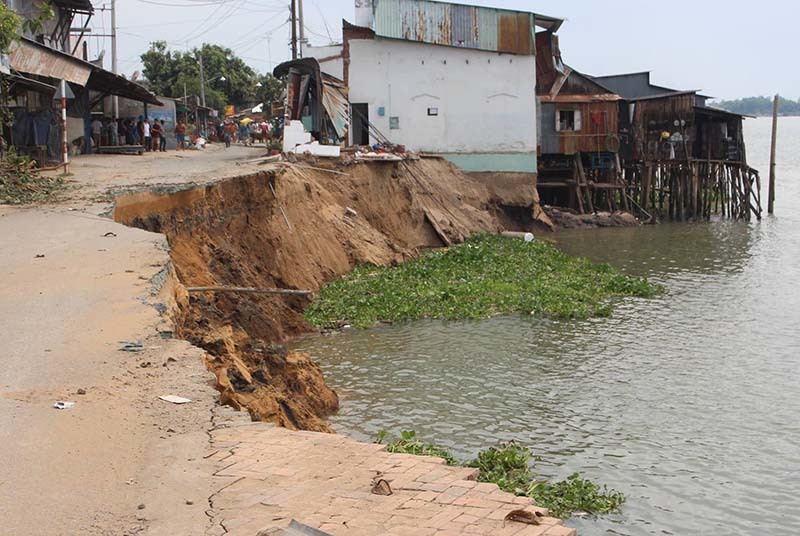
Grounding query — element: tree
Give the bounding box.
[140,42,260,111]
[0,3,22,54]
[714,96,800,117]
[255,73,285,109]
[140,41,178,98]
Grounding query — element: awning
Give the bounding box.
[8,39,92,86]
[6,73,57,94]
[8,37,161,105]
[86,68,162,105]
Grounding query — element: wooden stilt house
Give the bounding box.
[591,72,760,221]
[535,31,628,214]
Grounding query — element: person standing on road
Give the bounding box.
[174,120,186,150]
[90,117,102,149]
[260,121,269,145]
[117,118,126,145]
[159,120,167,152]
[136,117,144,146]
[143,118,151,152]
[150,119,162,152]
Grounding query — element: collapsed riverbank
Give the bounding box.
[113,156,654,434]
[113,157,525,430]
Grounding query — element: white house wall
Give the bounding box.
[304,45,344,80]
[348,37,537,173]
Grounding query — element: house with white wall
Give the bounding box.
[303,0,562,175]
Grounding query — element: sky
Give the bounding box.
[91,0,799,101]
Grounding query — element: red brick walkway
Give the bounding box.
[206,411,576,536]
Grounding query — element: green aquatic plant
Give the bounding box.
[306,233,661,328]
[376,430,458,466]
[527,473,626,520]
[468,442,534,495]
[376,432,626,520]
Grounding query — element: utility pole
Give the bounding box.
[297,0,305,58]
[199,53,206,107]
[290,0,298,60]
[198,53,208,135]
[768,94,779,214]
[111,0,118,118]
[60,80,68,173]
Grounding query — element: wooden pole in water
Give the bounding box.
[768,94,779,214]
[186,287,313,296]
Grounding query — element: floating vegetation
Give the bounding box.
[306,233,661,328]
[377,431,625,520]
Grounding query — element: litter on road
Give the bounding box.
[119,341,144,352]
[159,395,192,404]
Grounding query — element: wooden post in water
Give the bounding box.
[768,94,779,214]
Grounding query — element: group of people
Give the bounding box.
[89,116,190,152]
[213,119,274,148]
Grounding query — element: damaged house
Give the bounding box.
[2,0,160,164]
[293,0,563,178]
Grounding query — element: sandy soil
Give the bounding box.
[112,158,510,431]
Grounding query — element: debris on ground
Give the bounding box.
[119,341,144,352]
[0,151,67,205]
[505,509,544,525]
[158,395,192,405]
[371,478,392,496]
[53,401,76,410]
[76,388,87,395]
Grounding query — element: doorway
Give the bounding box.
[350,103,369,146]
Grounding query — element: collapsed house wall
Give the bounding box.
[113,158,521,431]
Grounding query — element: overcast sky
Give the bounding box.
[96,0,797,100]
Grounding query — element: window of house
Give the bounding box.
[556,110,582,132]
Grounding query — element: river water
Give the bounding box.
[293,117,800,535]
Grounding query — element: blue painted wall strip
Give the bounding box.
[441,152,538,173]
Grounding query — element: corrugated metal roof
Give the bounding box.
[8,39,92,86]
[9,38,161,105]
[371,0,562,55]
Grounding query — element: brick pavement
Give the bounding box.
[206,409,576,536]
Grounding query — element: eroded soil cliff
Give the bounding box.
[114,157,526,430]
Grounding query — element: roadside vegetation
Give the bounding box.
[0,149,67,205]
[306,233,661,328]
[377,431,625,520]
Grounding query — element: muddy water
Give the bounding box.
[293,117,800,536]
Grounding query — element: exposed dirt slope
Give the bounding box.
[114,157,510,431]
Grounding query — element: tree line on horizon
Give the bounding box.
[713,96,800,116]
[140,41,283,113]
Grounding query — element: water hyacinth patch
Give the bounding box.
[376,432,626,520]
[305,233,661,328]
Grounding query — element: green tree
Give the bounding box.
[255,73,285,109]
[140,41,260,111]
[714,96,800,116]
[140,41,178,97]
[0,3,22,53]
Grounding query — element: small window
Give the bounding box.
[389,116,400,130]
[556,110,582,132]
